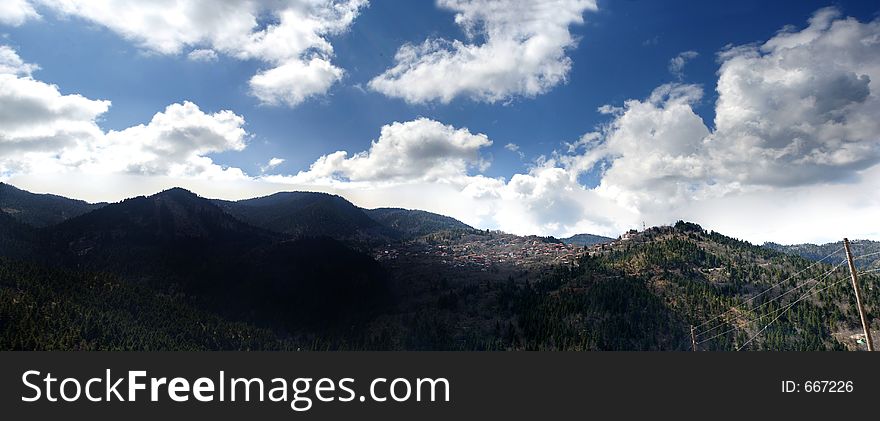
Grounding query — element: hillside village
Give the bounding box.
[374,231,592,270]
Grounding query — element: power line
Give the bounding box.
[694,246,879,337]
[696,253,846,336]
[696,261,846,343]
[692,246,844,330]
[844,238,874,351]
[693,246,876,350]
[696,259,847,335]
[697,325,739,345]
[736,277,848,351]
[853,251,880,261]
[697,260,845,337]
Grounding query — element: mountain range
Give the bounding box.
[0,183,105,227]
[1,183,877,351]
[764,241,880,270]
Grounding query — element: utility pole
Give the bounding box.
[690,325,697,352]
[844,238,874,351]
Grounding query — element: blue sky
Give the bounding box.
[7,0,875,177]
[2,1,880,243]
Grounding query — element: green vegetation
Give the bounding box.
[366,207,473,239]
[0,182,104,227]
[367,224,879,350]
[2,183,878,351]
[0,258,296,350]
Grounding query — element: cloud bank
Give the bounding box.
[317,7,880,242]
[4,7,880,244]
[0,46,249,180]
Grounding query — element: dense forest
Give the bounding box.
[1,184,877,351]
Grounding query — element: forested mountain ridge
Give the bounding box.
[576,223,876,351]
[1,184,877,351]
[41,187,278,280]
[214,192,477,242]
[213,191,394,242]
[0,182,105,227]
[365,207,473,239]
[0,183,477,244]
[0,187,392,343]
[354,222,878,350]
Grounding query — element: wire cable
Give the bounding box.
[695,259,847,338]
[853,250,880,261]
[692,246,844,330]
[736,277,848,351]
[697,261,846,342]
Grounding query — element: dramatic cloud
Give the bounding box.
[588,83,714,212]
[6,7,880,244]
[589,7,880,200]
[710,7,880,187]
[369,0,597,104]
[668,50,698,79]
[302,7,880,241]
[0,45,248,180]
[561,7,880,239]
[26,0,367,107]
[0,0,38,26]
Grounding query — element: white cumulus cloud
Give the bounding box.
[369,0,597,104]
[249,57,343,107]
[0,44,39,75]
[0,0,39,26]
[564,7,880,241]
[710,7,880,188]
[266,118,631,238]
[28,0,367,107]
[0,45,248,180]
[6,7,880,245]
[287,118,493,184]
[97,102,248,179]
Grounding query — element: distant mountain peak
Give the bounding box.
[213,190,389,241]
[561,233,615,247]
[154,187,200,199]
[365,207,473,239]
